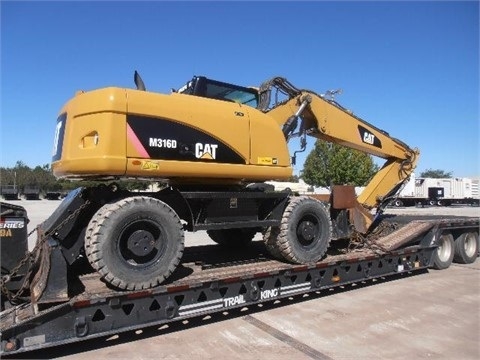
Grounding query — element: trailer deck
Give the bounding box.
[1,216,478,355]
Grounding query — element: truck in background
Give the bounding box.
[265,179,313,194]
[391,173,480,207]
[22,186,41,200]
[0,185,19,201]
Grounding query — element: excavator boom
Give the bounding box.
[259,77,419,210]
[257,77,419,232]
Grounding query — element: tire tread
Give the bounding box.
[263,196,332,264]
[85,196,184,290]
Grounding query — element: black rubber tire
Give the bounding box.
[207,228,256,247]
[264,196,332,264]
[85,196,184,290]
[263,226,286,260]
[431,232,455,270]
[453,231,479,264]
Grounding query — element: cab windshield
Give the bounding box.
[178,76,258,108]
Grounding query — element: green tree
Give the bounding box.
[301,140,379,187]
[420,168,452,178]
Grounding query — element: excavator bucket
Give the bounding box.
[29,229,69,305]
[29,188,93,305]
[330,185,373,234]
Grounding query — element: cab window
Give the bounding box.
[178,77,258,108]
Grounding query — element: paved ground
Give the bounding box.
[2,200,479,359]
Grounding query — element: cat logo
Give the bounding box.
[358,125,382,148]
[363,132,375,145]
[195,143,218,160]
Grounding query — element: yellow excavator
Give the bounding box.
[26,72,418,299]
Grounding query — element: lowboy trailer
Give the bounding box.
[0,195,478,356]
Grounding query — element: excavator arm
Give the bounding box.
[259,77,419,232]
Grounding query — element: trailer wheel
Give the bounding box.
[85,197,184,290]
[453,231,478,264]
[265,196,332,264]
[431,232,454,270]
[207,229,256,247]
[393,199,403,207]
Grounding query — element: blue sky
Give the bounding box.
[1,1,479,177]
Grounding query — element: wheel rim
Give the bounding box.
[118,219,166,268]
[296,214,320,247]
[437,236,452,262]
[464,233,477,257]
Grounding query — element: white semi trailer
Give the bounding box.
[392,174,480,207]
